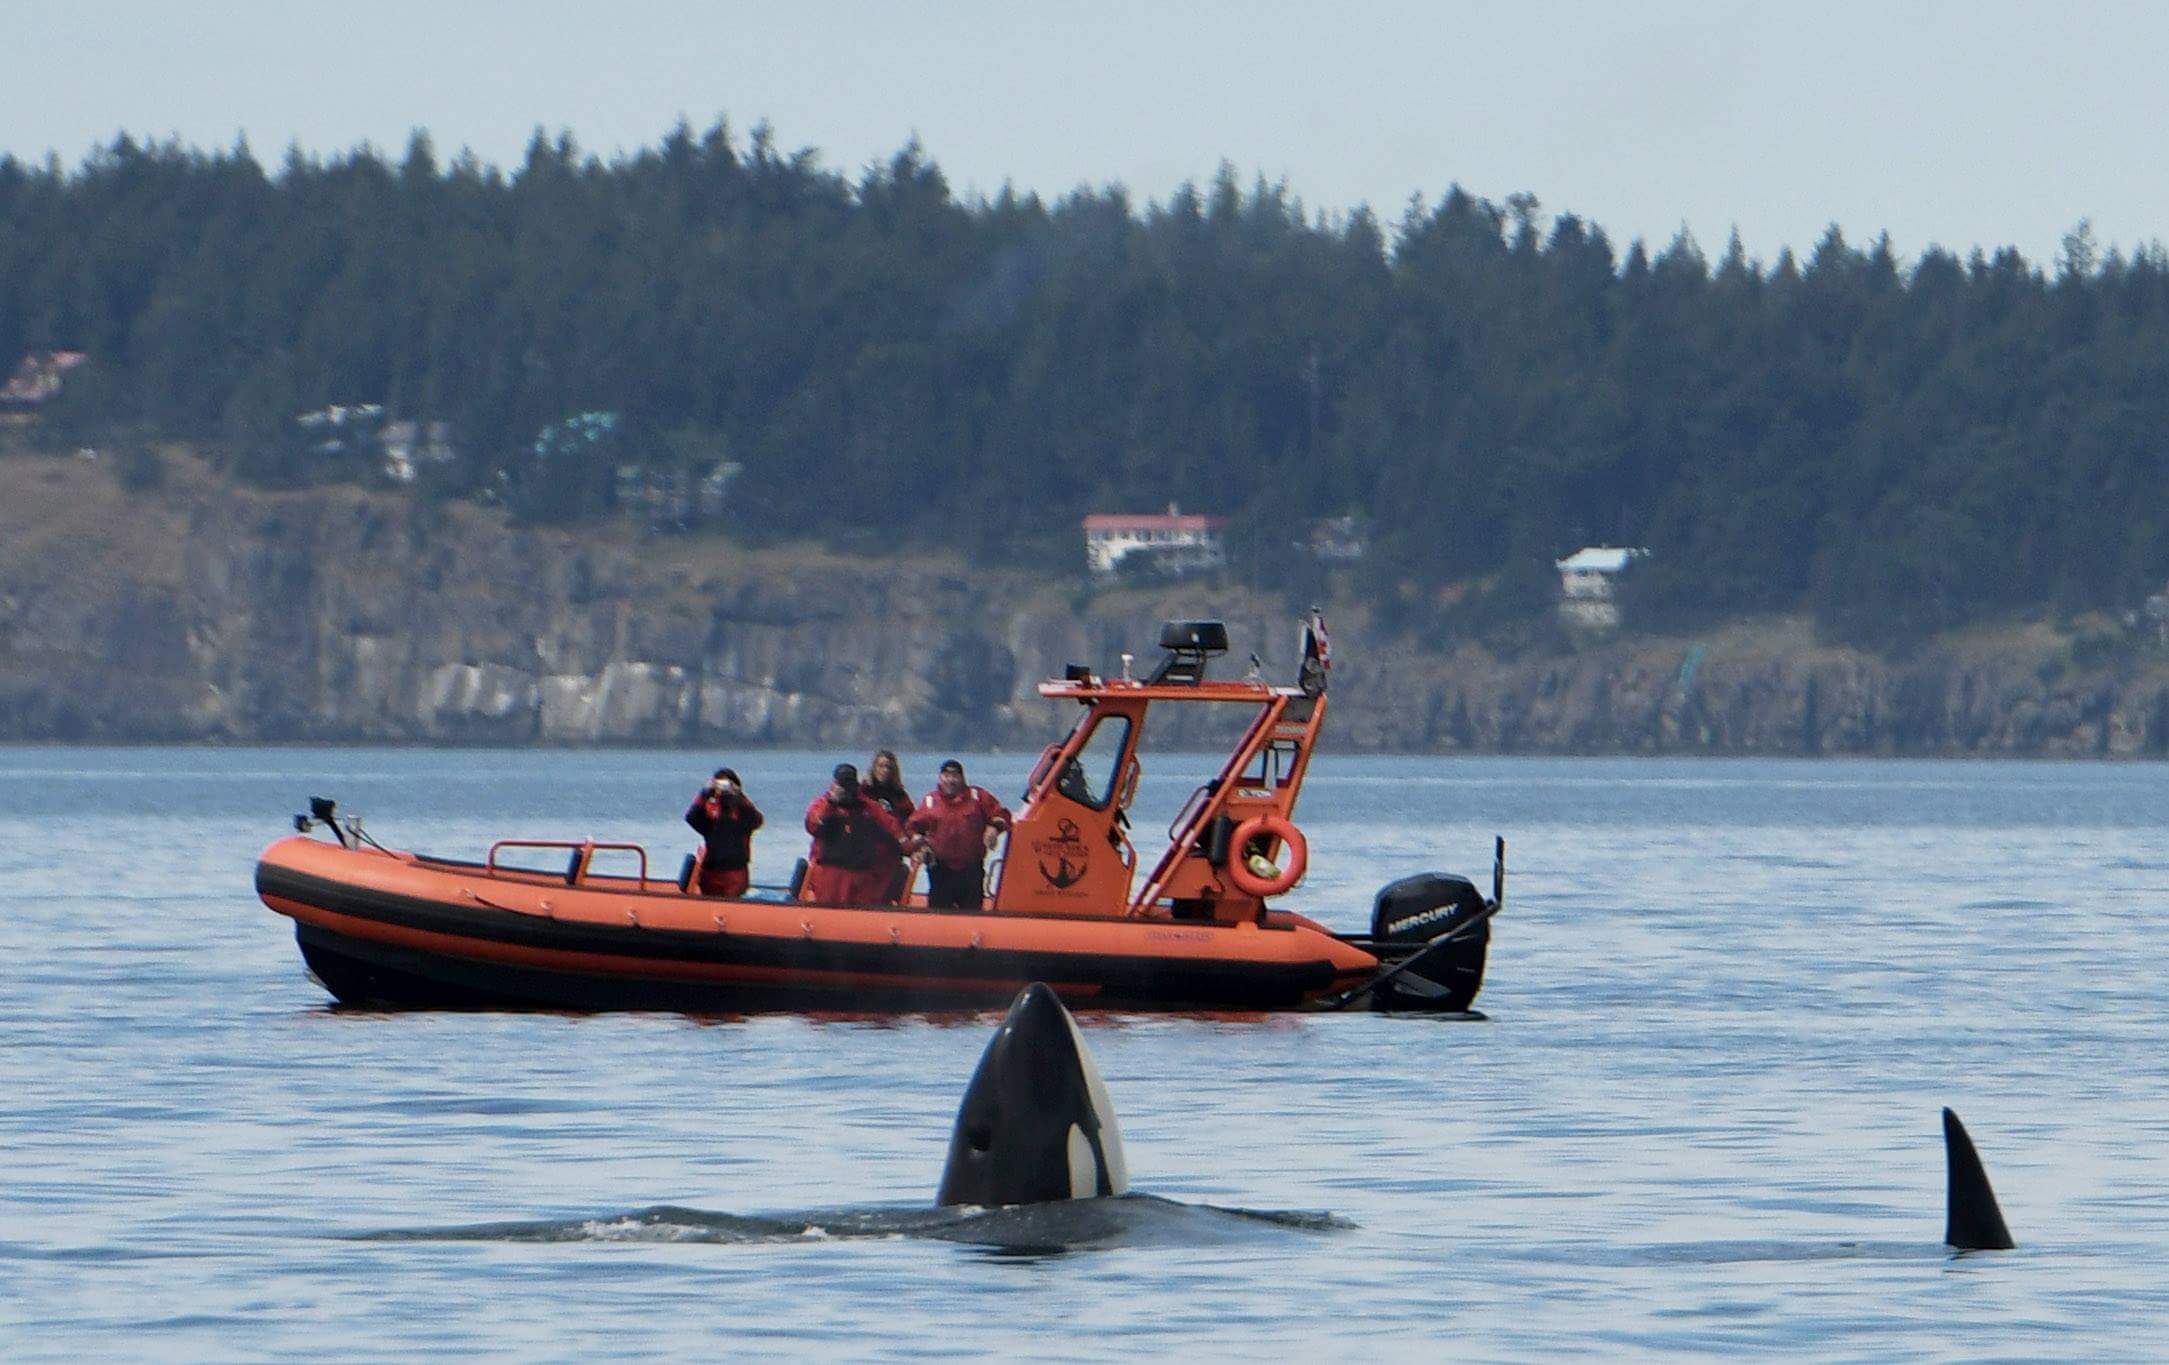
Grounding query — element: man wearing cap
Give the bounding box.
[802,762,908,904]
[906,760,1012,910]
[685,767,765,897]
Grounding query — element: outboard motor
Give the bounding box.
[1367,869,1492,1012]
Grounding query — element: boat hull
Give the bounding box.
[257,837,1384,1013]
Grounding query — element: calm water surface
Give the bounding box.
[5,748,2169,1358]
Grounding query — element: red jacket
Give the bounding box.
[906,785,1013,869]
[803,791,906,870]
[684,792,764,871]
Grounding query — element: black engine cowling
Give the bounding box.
[1368,872,1491,1012]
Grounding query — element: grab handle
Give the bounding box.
[487,839,650,889]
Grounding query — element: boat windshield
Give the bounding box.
[1059,715,1132,810]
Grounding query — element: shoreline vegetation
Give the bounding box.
[6,123,2169,753]
[4,448,2169,757]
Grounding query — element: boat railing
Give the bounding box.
[487,839,652,889]
[1024,742,1060,797]
[1166,780,1215,841]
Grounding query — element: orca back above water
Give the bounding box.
[366,1026,2018,1259]
[1943,1107,2015,1251]
[936,983,1128,1207]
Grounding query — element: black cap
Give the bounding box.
[939,759,964,775]
[713,767,740,783]
[832,763,858,786]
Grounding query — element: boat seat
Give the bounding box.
[788,857,809,900]
[564,849,583,885]
[678,852,700,893]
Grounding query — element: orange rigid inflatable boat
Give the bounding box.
[256,617,1502,1013]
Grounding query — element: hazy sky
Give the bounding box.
[5,1,2162,267]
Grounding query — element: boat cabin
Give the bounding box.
[990,616,1330,922]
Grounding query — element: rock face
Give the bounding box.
[1345,627,2169,757]
[5,459,2169,754]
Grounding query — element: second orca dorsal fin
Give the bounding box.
[1943,1108,2015,1251]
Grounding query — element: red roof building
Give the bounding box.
[1082,504,1228,576]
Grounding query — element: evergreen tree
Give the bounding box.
[4,123,2165,646]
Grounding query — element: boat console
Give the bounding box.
[994,614,1330,922]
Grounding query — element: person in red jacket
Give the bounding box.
[863,748,915,902]
[802,762,907,905]
[906,759,1013,910]
[684,767,763,897]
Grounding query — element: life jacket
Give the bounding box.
[687,795,763,871]
[909,785,1012,869]
[813,795,891,869]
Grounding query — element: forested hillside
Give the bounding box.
[4,123,2167,645]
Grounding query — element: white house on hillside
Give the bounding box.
[1083,505,1228,576]
[0,351,88,412]
[382,419,459,483]
[1556,545,1650,628]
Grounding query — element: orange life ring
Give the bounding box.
[1225,814,1307,897]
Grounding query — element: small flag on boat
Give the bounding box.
[1299,609,1331,695]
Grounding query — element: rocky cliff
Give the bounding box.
[5,452,2168,755]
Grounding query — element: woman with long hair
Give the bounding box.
[865,749,914,903]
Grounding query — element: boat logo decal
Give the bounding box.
[1385,902,1462,936]
[1034,818,1091,893]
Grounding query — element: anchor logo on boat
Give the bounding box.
[1034,817,1090,891]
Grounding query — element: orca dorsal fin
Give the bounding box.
[1943,1108,2015,1251]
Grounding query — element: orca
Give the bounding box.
[370,982,1354,1251]
[936,982,1129,1207]
[1943,1107,2015,1251]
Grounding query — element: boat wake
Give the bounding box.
[356,1194,1349,1253]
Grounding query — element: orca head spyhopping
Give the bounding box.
[1943,1107,2015,1251]
[936,982,1129,1207]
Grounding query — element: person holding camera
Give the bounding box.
[801,762,907,905]
[684,767,764,898]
